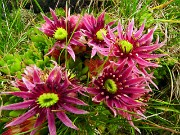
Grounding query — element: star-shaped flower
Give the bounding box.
[87,60,150,132]
[82,11,114,57]
[103,19,165,73]
[40,8,85,61]
[1,64,88,135]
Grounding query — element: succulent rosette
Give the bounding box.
[87,60,150,132]
[82,11,114,58]
[0,64,88,135]
[39,8,85,61]
[103,19,165,74]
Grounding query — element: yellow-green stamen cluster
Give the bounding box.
[96,29,107,40]
[54,28,68,40]
[37,93,59,108]
[119,40,133,54]
[104,79,117,94]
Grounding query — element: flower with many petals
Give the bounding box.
[87,60,150,132]
[82,12,114,58]
[0,64,88,135]
[40,8,84,61]
[103,19,165,74]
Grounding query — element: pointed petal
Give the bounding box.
[117,22,123,39]
[63,97,88,106]
[62,86,81,95]
[30,111,46,135]
[106,99,117,117]
[56,112,78,130]
[70,38,84,46]
[61,104,88,114]
[83,15,94,32]
[50,8,58,26]
[139,26,157,44]
[67,46,76,61]
[108,26,115,40]
[33,67,41,83]
[97,11,105,27]
[114,100,124,115]
[127,18,134,40]
[83,30,93,37]
[103,36,112,46]
[134,56,160,67]
[134,43,164,53]
[127,116,141,133]
[107,21,115,27]
[121,66,133,79]
[46,66,57,87]
[1,100,34,110]
[92,93,104,102]
[5,106,37,128]
[124,78,146,86]
[116,58,127,74]
[122,87,149,94]
[86,88,100,94]
[1,91,34,98]
[91,48,97,58]
[54,67,62,85]
[138,53,166,59]
[121,95,143,106]
[42,15,54,28]
[47,109,56,135]
[39,27,55,37]
[12,79,28,91]
[60,72,71,91]
[134,23,145,38]
[22,77,35,91]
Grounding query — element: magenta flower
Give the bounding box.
[39,8,84,61]
[0,64,88,135]
[87,60,150,132]
[82,12,114,57]
[103,19,165,73]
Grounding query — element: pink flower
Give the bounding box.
[87,60,150,132]
[82,12,114,58]
[0,64,88,135]
[103,19,165,73]
[39,8,85,61]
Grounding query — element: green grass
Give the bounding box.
[0,0,180,134]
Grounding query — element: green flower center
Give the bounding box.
[96,29,107,40]
[119,40,133,54]
[37,93,59,108]
[54,28,68,40]
[104,79,117,94]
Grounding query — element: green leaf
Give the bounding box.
[24,59,35,65]
[9,110,24,117]
[10,62,21,73]
[4,54,14,61]
[0,117,9,122]
[36,60,44,68]
[0,65,10,75]
[31,35,46,43]
[81,66,89,75]
[9,96,18,102]
[0,59,6,66]
[154,106,180,113]
[80,75,87,81]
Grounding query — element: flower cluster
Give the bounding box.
[0,9,165,134]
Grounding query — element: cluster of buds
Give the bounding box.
[0,8,165,134]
